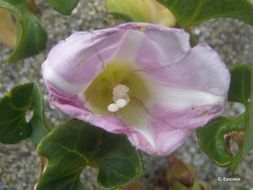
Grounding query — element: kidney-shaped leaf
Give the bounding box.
[157,0,253,27]
[36,119,143,190]
[48,0,79,15]
[0,0,47,62]
[0,83,49,144]
[197,65,253,171]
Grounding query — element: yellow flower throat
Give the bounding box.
[84,61,150,115]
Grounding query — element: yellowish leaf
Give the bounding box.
[0,9,16,48]
[106,0,176,26]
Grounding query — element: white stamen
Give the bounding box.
[116,99,128,108]
[107,103,119,112]
[112,84,129,102]
[107,84,130,112]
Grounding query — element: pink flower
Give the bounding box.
[42,23,230,156]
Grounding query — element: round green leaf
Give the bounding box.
[157,0,253,27]
[36,119,143,190]
[0,0,47,62]
[0,83,50,144]
[197,65,253,171]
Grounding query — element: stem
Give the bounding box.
[26,0,41,16]
[185,26,197,46]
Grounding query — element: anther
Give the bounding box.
[107,103,119,112]
[116,99,128,108]
[107,84,130,112]
[112,84,129,102]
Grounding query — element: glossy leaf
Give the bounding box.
[0,83,50,145]
[0,0,47,62]
[106,0,176,26]
[197,65,253,171]
[36,119,143,190]
[48,0,79,15]
[157,0,253,27]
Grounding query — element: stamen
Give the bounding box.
[107,103,119,112]
[107,84,130,112]
[116,99,128,108]
[112,84,129,102]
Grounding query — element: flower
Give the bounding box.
[106,0,176,26]
[42,23,230,156]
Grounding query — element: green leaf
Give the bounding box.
[197,64,253,171]
[157,0,253,27]
[0,0,47,62]
[48,0,79,15]
[0,83,50,145]
[36,119,143,190]
[240,187,250,190]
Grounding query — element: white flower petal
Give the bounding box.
[149,84,226,109]
[117,98,156,148]
[43,60,85,94]
[112,29,145,62]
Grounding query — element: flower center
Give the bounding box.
[107,84,130,112]
[83,61,150,115]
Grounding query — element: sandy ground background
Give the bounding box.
[0,0,253,189]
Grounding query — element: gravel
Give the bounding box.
[0,0,253,189]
